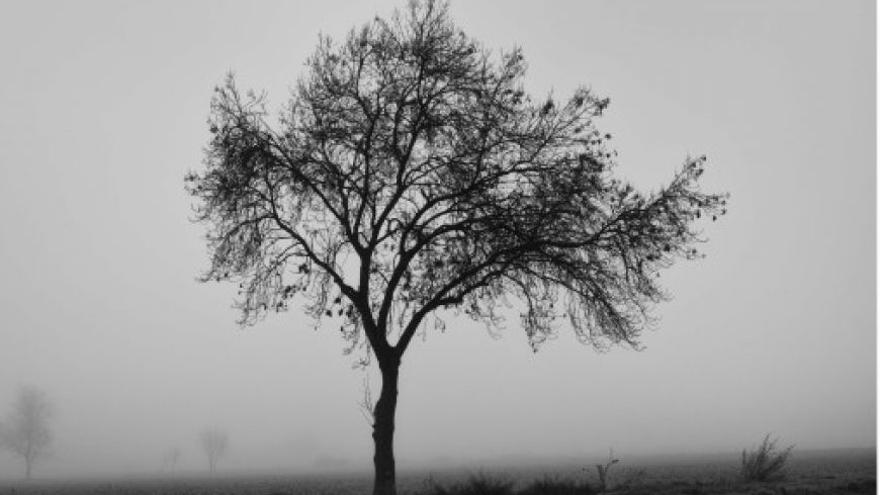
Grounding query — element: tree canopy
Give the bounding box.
[187,0,725,359]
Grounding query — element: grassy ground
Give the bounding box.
[0,448,873,494]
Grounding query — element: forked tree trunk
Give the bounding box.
[372,359,400,495]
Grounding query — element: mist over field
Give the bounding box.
[0,0,874,483]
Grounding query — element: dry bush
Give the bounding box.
[741,434,794,482]
[519,476,595,495]
[425,473,513,495]
[423,474,595,495]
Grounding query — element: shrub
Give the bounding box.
[425,473,514,495]
[519,476,595,495]
[740,434,794,482]
[423,474,596,495]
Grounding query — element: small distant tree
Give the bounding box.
[160,447,181,472]
[186,1,727,493]
[199,428,228,474]
[0,386,53,479]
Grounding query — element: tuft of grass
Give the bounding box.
[424,473,514,495]
[519,476,595,495]
[423,474,595,495]
[740,434,794,482]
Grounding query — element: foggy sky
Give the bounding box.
[0,0,874,479]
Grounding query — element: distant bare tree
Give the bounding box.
[199,428,228,474]
[0,386,53,479]
[160,447,181,473]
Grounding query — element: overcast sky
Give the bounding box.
[0,0,874,478]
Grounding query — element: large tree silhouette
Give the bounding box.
[186,2,727,494]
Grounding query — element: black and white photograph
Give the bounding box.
[0,1,875,494]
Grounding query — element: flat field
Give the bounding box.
[0,448,873,494]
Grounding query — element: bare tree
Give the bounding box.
[160,446,181,473]
[199,428,228,474]
[0,386,53,479]
[186,1,727,493]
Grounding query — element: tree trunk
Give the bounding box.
[372,359,400,495]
